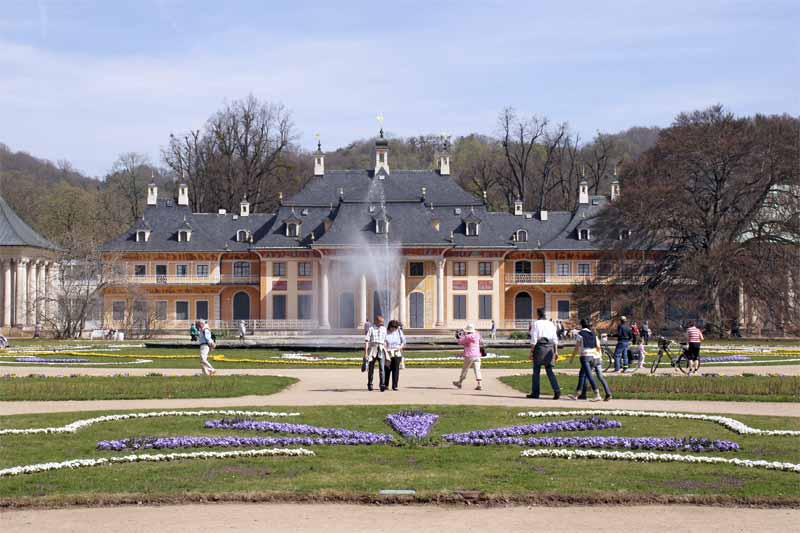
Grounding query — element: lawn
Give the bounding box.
[0,405,798,507]
[499,374,800,402]
[0,375,297,401]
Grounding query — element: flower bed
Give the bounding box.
[0,448,315,478]
[0,410,300,436]
[520,448,800,473]
[700,355,751,363]
[443,417,621,442]
[205,419,394,442]
[516,410,800,436]
[454,435,739,452]
[97,434,390,451]
[386,411,439,438]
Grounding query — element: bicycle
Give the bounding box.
[602,342,641,374]
[649,337,691,374]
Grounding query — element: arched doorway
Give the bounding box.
[233,291,250,321]
[409,292,424,328]
[339,293,355,328]
[515,292,532,321]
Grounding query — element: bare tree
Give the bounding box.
[106,153,151,221]
[498,107,547,207]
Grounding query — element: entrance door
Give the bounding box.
[340,293,355,328]
[514,292,532,321]
[233,291,250,321]
[409,293,424,328]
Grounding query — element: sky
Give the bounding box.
[0,0,798,177]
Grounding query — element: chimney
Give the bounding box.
[147,183,158,206]
[177,183,189,206]
[513,198,524,216]
[374,128,390,176]
[540,209,548,221]
[240,196,250,217]
[313,135,325,177]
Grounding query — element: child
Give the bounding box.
[637,339,646,368]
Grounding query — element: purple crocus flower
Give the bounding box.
[386,411,439,439]
[442,417,621,443]
[203,419,394,442]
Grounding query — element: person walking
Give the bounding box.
[490,320,497,340]
[453,324,484,390]
[527,308,561,399]
[190,322,198,342]
[384,320,406,391]
[612,316,633,373]
[569,319,612,401]
[364,315,388,391]
[642,320,651,345]
[196,320,216,376]
[238,320,247,342]
[686,320,704,375]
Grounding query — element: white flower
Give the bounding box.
[0,410,301,436]
[516,410,800,437]
[0,448,315,478]
[520,448,800,473]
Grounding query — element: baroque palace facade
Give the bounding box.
[101,133,626,333]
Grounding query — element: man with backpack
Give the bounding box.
[196,320,216,376]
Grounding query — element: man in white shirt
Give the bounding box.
[527,308,561,399]
[364,315,388,391]
[196,320,216,376]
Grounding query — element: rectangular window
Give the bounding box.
[600,303,612,321]
[176,264,188,277]
[577,263,591,277]
[453,262,467,276]
[453,295,467,320]
[478,262,492,276]
[196,264,209,278]
[134,264,146,277]
[557,300,570,320]
[297,294,312,320]
[272,295,287,320]
[155,301,167,321]
[479,295,492,320]
[233,262,251,277]
[273,262,286,277]
[298,262,312,277]
[112,301,125,321]
[175,301,189,321]
[196,300,209,321]
[557,263,571,277]
[409,262,424,277]
[133,301,148,323]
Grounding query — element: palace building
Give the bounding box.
[101,131,627,333]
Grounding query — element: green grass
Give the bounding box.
[0,375,297,401]
[0,405,798,506]
[500,373,800,402]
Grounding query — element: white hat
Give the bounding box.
[464,323,476,333]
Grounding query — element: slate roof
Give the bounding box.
[102,161,619,253]
[0,195,58,250]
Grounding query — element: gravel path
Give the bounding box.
[1,367,797,416]
[1,504,798,532]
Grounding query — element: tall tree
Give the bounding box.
[106,152,152,221]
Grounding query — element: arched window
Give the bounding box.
[233,261,251,277]
[516,229,528,242]
[466,222,479,236]
[178,230,191,242]
[136,231,148,243]
[286,223,299,237]
[578,229,590,240]
[376,219,389,234]
[619,229,631,240]
[237,229,250,242]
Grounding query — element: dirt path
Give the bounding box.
[2,503,798,532]
[1,367,797,416]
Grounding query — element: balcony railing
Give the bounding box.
[111,274,259,285]
[504,273,643,285]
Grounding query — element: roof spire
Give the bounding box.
[376,113,385,139]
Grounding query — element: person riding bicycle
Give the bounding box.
[685,320,704,375]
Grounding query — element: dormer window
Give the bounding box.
[619,229,631,240]
[136,230,149,243]
[515,229,528,242]
[466,222,479,236]
[287,223,299,237]
[237,229,251,242]
[463,210,481,237]
[578,229,590,240]
[178,230,191,242]
[376,219,389,234]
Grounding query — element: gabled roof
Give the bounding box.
[0,195,58,250]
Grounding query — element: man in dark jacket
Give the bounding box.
[612,316,633,372]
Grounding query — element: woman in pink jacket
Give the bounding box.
[452,324,484,391]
